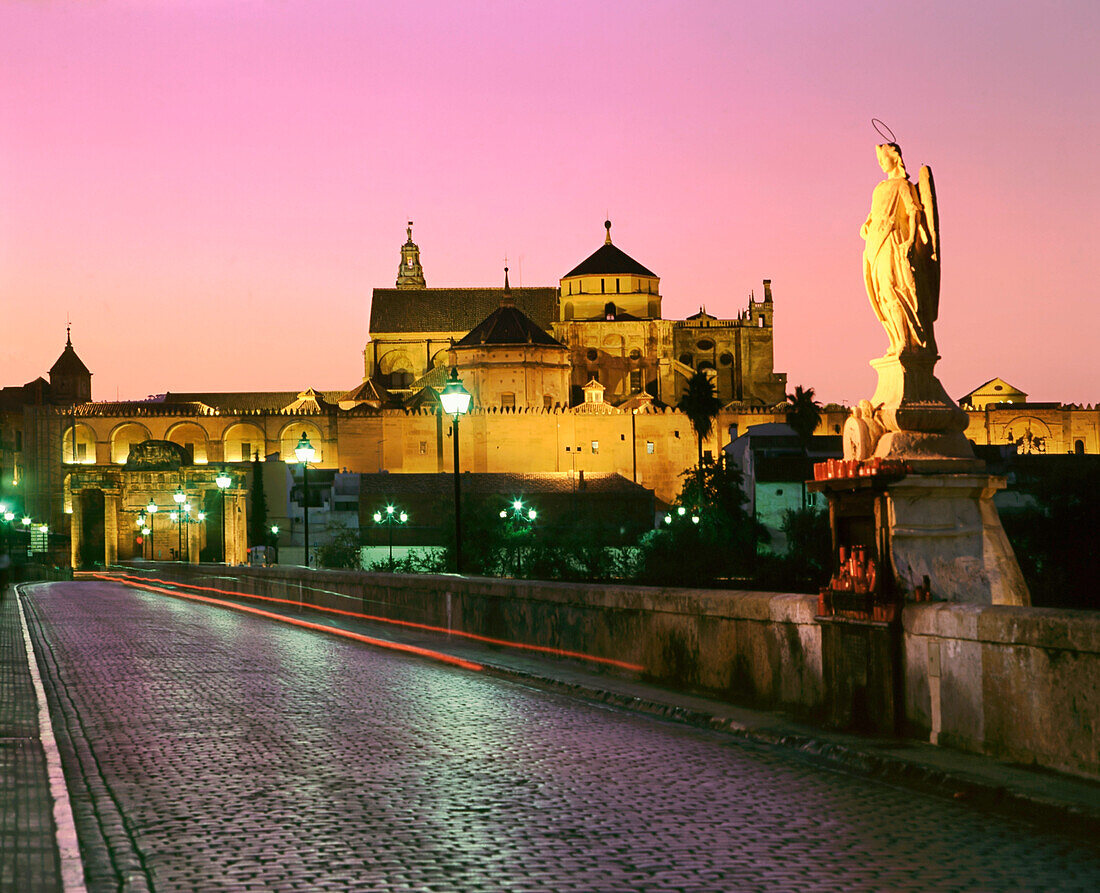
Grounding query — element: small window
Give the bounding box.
[76,443,86,460]
[586,348,598,362]
[601,278,605,294]
[620,434,626,441]
[591,441,599,454]
[758,315,765,327]
[629,347,641,360]
[565,446,570,452]
[501,393,516,409]
[678,353,693,367]
[616,279,620,293]
[646,441,655,454]
[419,441,427,455]
[719,351,733,366]
[994,385,1003,391]
[241,442,251,462]
[776,489,783,496]
[696,339,714,351]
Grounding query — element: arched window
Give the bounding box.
[1075,439,1085,455]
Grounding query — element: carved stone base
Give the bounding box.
[867,353,973,460]
[873,431,982,468]
[885,473,1029,606]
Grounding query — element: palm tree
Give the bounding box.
[679,370,723,489]
[785,385,822,449]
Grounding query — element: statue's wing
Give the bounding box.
[918,165,940,317]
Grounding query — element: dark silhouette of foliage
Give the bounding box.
[313,522,363,570]
[678,370,723,487]
[785,385,823,448]
[753,506,831,593]
[637,460,764,586]
[247,452,267,547]
[999,462,1100,610]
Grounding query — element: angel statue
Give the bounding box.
[860,142,940,357]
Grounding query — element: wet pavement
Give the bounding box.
[10,579,1100,891]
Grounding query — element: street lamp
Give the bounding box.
[294,432,316,568]
[146,499,158,561]
[439,368,471,573]
[216,472,232,564]
[499,498,537,576]
[372,504,409,571]
[136,513,146,560]
[173,486,187,561]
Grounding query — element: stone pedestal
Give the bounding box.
[869,354,974,462]
[885,473,1029,606]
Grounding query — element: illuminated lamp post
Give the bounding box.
[146,500,158,561]
[663,505,700,526]
[439,368,471,574]
[173,486,186,561]
[216,472,232,564]
[294,432,316,568]
[373,504,408,571]
[499,498,537,576]
[136,513,146,560]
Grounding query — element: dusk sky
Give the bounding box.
[1,1,1096,406]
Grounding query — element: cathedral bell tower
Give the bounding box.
[396,221,426,289]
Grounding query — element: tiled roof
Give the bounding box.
[164,391,345,413]
[49,342,91,377]
[563,243,657,279]
[369,287,558,334]
[74,400,218,417]
[338,379,386,405]
[455,304,565,348]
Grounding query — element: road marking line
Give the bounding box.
[16,586,88,893]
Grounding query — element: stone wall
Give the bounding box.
[903,603,1100,778]
[148,563,824,719]
[133,564,1099,779]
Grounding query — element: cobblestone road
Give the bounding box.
[20,581,1100,892]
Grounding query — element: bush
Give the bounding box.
[313,523,363,570]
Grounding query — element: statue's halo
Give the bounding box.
[871,118,897,143]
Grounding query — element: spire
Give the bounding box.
[66,323,72,348]
[396,220,426,289]
[604,219,613,245]
[501,266,514,307]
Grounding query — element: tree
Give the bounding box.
[248,452,267,547]
[314,522,363,570]
[637,461,764,587]
[785,385,822,449]
[678,370,723,488]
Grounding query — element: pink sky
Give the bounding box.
[1,0,1097,406]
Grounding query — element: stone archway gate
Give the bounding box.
[68,440,248,568]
